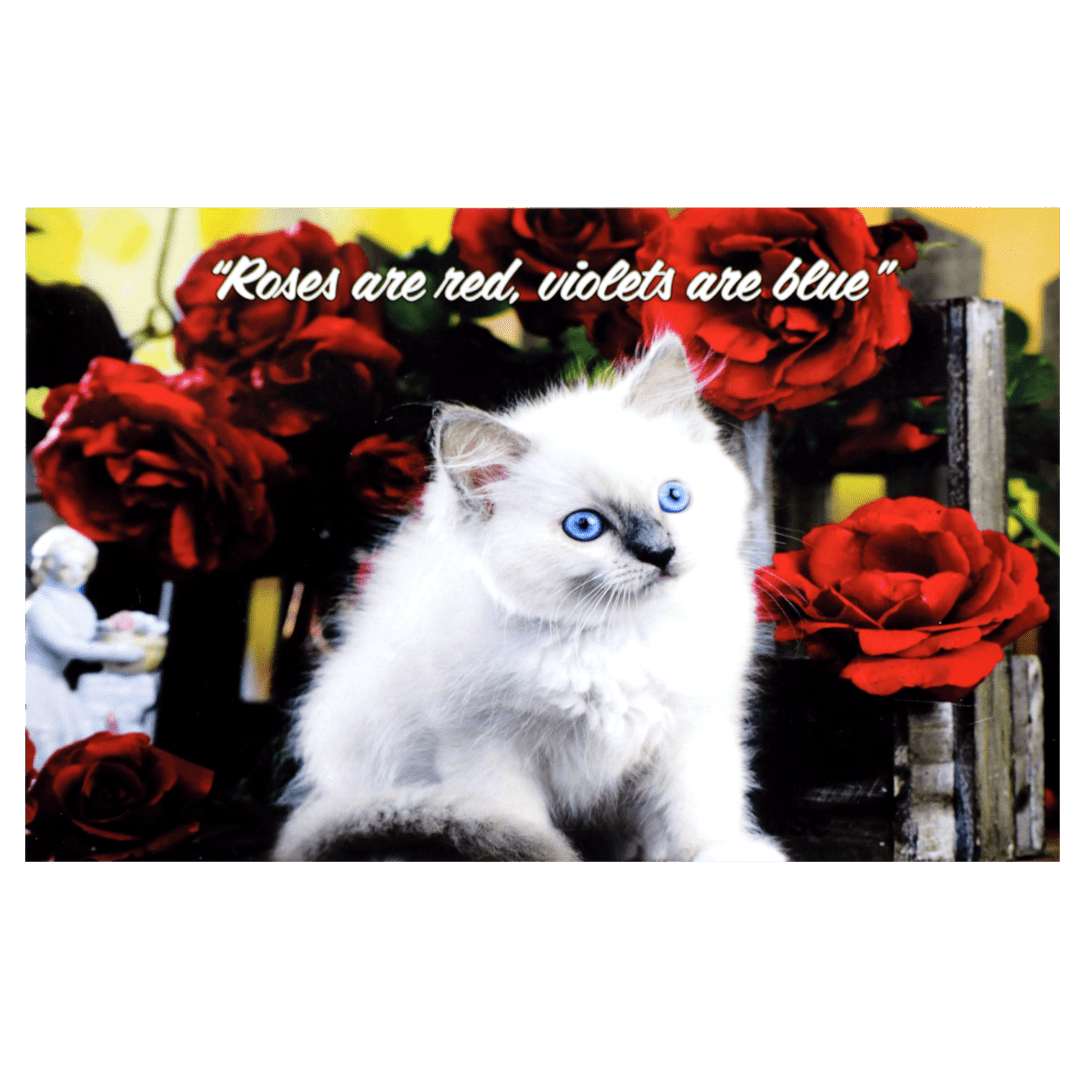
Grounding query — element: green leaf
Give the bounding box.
[900,396,949,435]
[383,271,447,333]
[1009,505,1060,557]
[1006,352,1059,407]
[560,326,601,367]
[1004,308,1030,362]
[557,328,617,385]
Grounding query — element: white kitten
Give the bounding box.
[274,333,785,861]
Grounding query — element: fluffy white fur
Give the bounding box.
[274,333,785,861]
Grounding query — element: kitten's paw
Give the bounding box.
[694,835,787,862]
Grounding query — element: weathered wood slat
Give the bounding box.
[944,298,1014,861]
[971,663,1017,860]
[956,299,1007,532]
[741,412,778,657]
[1011,655,1046,857]
[894,703,956,861]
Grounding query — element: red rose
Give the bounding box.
[830,396,942,468]
[868,218,928,272]
[26,732,213,861]
[346,435,428,515]
[637,208,913,419]
[754,497,1050,701]
[175,221,401,436]
[33,357,289,574]
[452,208,669,357]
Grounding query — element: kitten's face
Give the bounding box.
[441,362,752,628]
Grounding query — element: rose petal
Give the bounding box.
[847,400,888,428]
[876,569,979,630]
[963,568,1025,626]
[105,456,134,484]
[794,596,880,629]
[756,553,820,608]
[951,556,1003,622]
[989,532,1040,595]
[133,471,183,488]
[169,504,200,571]
[985,594,1051,648]
[707,233,776,257]
[293,315,402,364]
[919,571,971,621]
[783,337,864,388]
[695,316,774,363]
[80,421,127,457]
[806,526,866,588]
[939,508,992,572]
[843,570,924,619]
[923,531,972,576]
[862,525,941,578]
[780,305,827,335]
[841,640,1004,698]
[847,496,946,533]
[893,626,984,658]
[856,628,930,655]
[78,761,146,821]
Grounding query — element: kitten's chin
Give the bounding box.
[566,570,676,630]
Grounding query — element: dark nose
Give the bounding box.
[623,513,675,571]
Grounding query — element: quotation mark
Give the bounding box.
[213,259,235,275]
[877,259,900,275]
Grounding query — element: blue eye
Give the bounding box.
[563,510,605,541]
[658,481,690,513]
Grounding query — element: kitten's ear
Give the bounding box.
[625,332,714,439]
[434,405,532,516]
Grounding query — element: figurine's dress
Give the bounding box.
[25,585,127,769]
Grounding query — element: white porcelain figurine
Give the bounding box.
[25,526,151,769]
